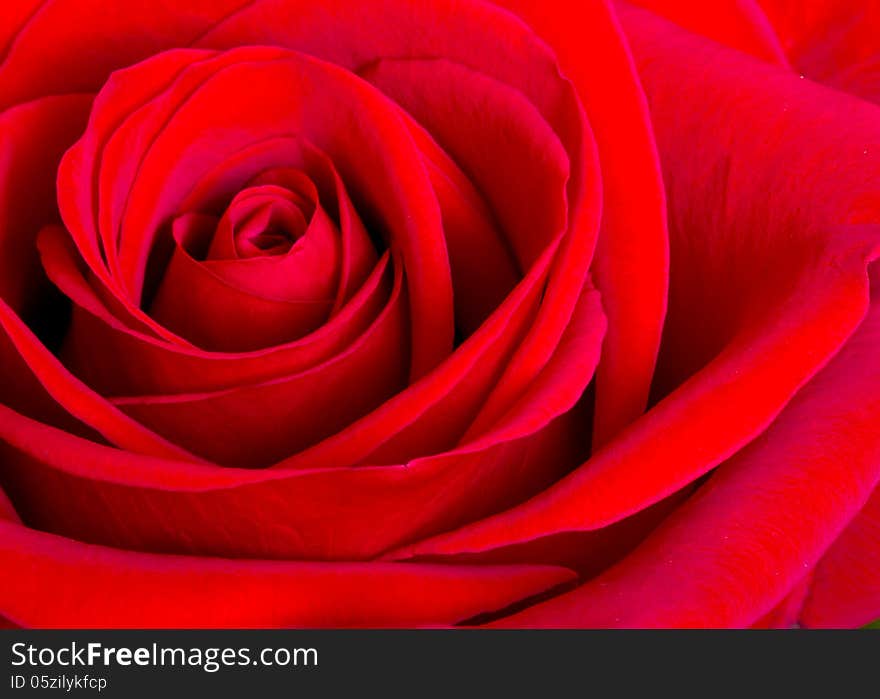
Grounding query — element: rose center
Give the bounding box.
[213,181,318,261]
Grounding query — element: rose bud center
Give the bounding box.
[146,167,353,351]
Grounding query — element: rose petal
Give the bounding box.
[201,0,606,426]
[0,297,201,461]
[493,0,668,446]
[0,286,603,559]
[112,262,407,467]
[801,484,880,628]
[752,574,811,629]
[0,518,574,628]
[627,0,789,65]
[390,4,880,561]
[56,49,206,347]
[0,486,20,523]
[175,135,378,311]
[88,47,452,378]
[40,223,392,395]
[271,240,556,470]
[0,0,43,60]
[363,57,569,273]
[0,0,247,109]
[0,94,92,315]
[758,0,880,103]
[148,206,339,351]
[492,268,880,628]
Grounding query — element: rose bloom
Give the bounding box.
[0,0,877,629]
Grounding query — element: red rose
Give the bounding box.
[0,0,877,628]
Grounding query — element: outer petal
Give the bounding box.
[753,574,812,629]
[0,0,43,59]
[758,0,880,103]
[0,94,92,315]
[628,0,788,66]
[0,519,574,628]
[0,298,201,461]
[0,0,249,109]
[801,483,880,628]
[494,263,880,628]
[0,486,19,523]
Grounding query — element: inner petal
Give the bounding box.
[232,196,308,258]
[145,172,347,352]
